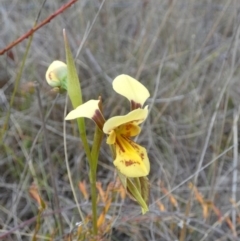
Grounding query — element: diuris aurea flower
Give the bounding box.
[65,75,150,178]
[45,60,67,91]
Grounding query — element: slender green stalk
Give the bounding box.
[63,30,92,163]
[76,118,99,235]
[89,99,104,234]
[63,30,102,236]
[89,169,98,235]
[91,126,104,172]
[90,126,104,234]
[63,96,86,228]
[76,119,92,164]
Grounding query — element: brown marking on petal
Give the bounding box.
[122,124,132,137]
[125,160,139,166]
[121,136,139,150]
[116,139,125,153]
[127,139,139,150]
[140,152,144,160]
[49,73,53,80]
[131,100,142,110]
[133,144,139,150]
[117,142,123,155]
[125,124,131,130]
[125,131,131,136]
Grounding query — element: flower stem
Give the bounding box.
[76,118,99,236]
[64,31,105,237]
[90,173,98,235]
[90,126,104,235]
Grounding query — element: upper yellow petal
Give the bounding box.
[45,61,67,87]
[112,75,150,109]
[65,100,105,129]
[103,107,148,134]
[114,135,150,177]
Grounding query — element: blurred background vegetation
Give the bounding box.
[1,0,240,240]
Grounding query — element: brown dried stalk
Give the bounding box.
[0,0,78,55]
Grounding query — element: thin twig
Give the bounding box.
[135,0,177,79]
[180,21,240,241]
[75,0,106,59]
[199,200,240,241]
[63,95,86,227]
[35,84,64,235]
[154,146,233,203]
[1,0,46,139]
[231,107,240,236]
[16,94,60,225]
[192,0,232,64]
[0,0,78,55]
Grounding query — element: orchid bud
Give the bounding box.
[45,60,67,90]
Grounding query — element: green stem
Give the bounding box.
[76,118,98,236]
[91,127,104,171]
[90,172,98,235]
[76,118,92,167]
[63,31,103,237]
[76,119,103,236]
[89,126,103,235]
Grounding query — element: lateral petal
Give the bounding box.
[113,75,150,109]
[113,135,150,178]
[65,100,105,130]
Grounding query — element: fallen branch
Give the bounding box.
[0,0,78,55]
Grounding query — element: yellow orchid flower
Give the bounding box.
[65,74,150,178]
[45,60,67,90]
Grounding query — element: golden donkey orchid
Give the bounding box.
[65,74,150,178]
[45,60,68,91]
